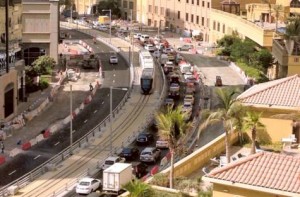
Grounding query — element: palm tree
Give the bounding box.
[202,88,242,164]
[231,104,247,145]
[273,4,283,33]
[284,16,300,55]
[243,111,265,154]
[155,105,190,189]
[123,179,154,197]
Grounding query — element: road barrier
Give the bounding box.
[0,156,5,165]
[21,142,31,151]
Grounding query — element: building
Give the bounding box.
[237,74,300,143]
[0,0,25,121]
[74,0,137,20]
[203,152,300,197]
[22,0,59,65]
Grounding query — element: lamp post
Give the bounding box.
[102,9,111,44]
[70,85,73,155]
[109,86,128,155]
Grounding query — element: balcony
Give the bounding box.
[272,39,288,66]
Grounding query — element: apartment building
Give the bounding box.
[0,0,24,120]
[22,0,59,65]
[74,0,137,20]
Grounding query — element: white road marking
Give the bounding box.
[94,110,97,113]
[8,170,16,176]
[102,101,105,104]
[113,74,116,77]
[113,80,115,83]
[84,119,88,123]
[34,155,41,160]
[54,142,60,146]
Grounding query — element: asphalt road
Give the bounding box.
[0,30,130,186]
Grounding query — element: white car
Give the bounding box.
[102,156,125,170]
[184,94,195,104]
[76,177,101,195]
[163,48,173,54]
[144,44,156,52]
[133,33,142,39]
[152,50,161,58]
[109,55,118,64]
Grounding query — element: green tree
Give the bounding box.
[97,0,121,18]
[217,35,241,56]
[243,111,265,154]
[231,103,247,145]
[230,39,255,62]
[202,88,242,163]
[31,55,56,75]
[155,106,190,189]
[250,49,273,72]
[124,179,154,197]
[284,16,300,55]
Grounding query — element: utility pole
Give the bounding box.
[5,0,9,73]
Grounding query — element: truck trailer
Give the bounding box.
[102,163,132,194]
[98,15,110,25]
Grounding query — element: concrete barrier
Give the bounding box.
[30,138,37,146]
[22,142,31,150]
[84,95,92,104]
[43,130,50,138]
[7,185,18,195]
[63,115,71,125]
[9,148,22,157]
[36,134,44,143]
[79,103,85,110]
[150,165,159,175]
[74,108,80,115]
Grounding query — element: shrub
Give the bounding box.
[39,78,49,90]
[151,173,169,187]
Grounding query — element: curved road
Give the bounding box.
[0,29,130,186]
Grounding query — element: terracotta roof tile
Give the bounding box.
[206,152,300,194]
[237,75,300,108]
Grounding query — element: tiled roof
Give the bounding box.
[206,152,300,194]
[237,74,300,108]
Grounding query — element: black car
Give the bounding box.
[136,132,154,145]
[132,162,148,179]
[119,147,140,160]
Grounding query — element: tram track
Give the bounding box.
[20,93,151,197]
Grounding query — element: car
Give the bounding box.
[186,82,196,94]
[133,33,142,39]
[164,62,174,74]
[109,55,118,64]
[140,147,161,163]
[102,156,126,170]
[177,45,193,51]
[152,50,161,59]
[163,48,173,54]
[156,136,169,149]
[215,75,223,86]
[132,162,148,178]
[136,132,154,145]
[184,72,194,80]
[97,25,108,31]
[144,44,156,52]
[76,177,101,195]
[156,43,165,51]
[184,94,195,104]
[119,147,140,160]
[164,98,175,108]
[169,83,180,92]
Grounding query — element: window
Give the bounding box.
[217,22,220,31]
[123,0,128,8]
[155,6,158,14]
[201,17,204,25]
[213,21,216,30]
[207,2,210,8]
[202,1,205,7]
[192,0,194,4]
[295,58,299,62]
[191,14,194,23]
[178,11,181,19]
[129,2,133,9]
[148,5,152,12]
[223,24,225,33]
[186,13,189,21]
[197,0,199,5]
[196,15,199,24]
[186,0,189,3]
[166,8,170,17]
[160,7,164,15]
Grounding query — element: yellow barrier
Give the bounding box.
[161,132,239,178]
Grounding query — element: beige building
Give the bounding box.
[0,0,24,120]
[74,0,137,20]
[22,0,59,65]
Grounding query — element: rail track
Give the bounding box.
[20,93,151,197]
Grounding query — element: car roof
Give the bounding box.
[142,147,155,152]
[79,177,94,182]
[106,156,120,161]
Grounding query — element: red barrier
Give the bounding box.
[166,151,171,160]
[43,129,50,138]
[150,165,159,175]
[0,156,5,165]
[84,96,91,104]
[22,142,32,150]
[141,174,150,182]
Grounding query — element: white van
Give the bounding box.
[140,34,150,42]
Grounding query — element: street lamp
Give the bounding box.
[109,86,128,155]
[102,9,111,44]
[70,84,73,155]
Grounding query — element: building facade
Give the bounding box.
[22,0,59,65]
[0,0,24,121]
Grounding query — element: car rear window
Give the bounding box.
[79,181,90,186]
[105,160,115,165]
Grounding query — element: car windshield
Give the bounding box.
[105,160,115,165]
[141,151,151,155]
[122,148,131,153]
[79,181,90,186]
[111,56,117,59]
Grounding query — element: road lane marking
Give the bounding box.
[113,80,115,83]
[113,74,116,77]
[9,170,16,176]
[94,110,97,113]
[102,101,104,104]
[54,142,60,146]
[34,155,41,160]
[84,119,88,123]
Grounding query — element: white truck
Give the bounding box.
[102,163,133,195]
